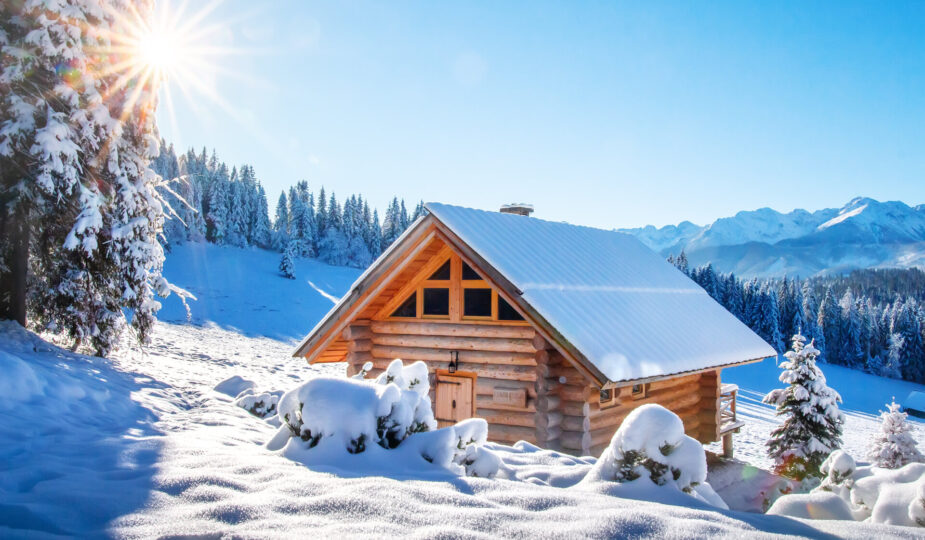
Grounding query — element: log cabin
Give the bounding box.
[293,203,777,457]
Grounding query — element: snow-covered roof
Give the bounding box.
[426,203,777,382]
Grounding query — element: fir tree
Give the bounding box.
[866,400,923,469]
[273,191,290,250]
[253,185,271,248]
[279,241,297,279]
[1,0,174,355]
[763,333,844,480]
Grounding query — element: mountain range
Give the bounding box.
[618,197,925,278]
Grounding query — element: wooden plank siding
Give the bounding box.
[344,321,540,446]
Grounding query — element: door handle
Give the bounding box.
[452,399,456,408]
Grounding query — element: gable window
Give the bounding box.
[462,261,481,280]
[423,288,450,317]
[463,288,492,318]
[429,260,451,280]
[381,254,529,325]
[498,295,525,321]
[391,291,417,318]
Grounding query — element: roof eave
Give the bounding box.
[291,214,437,359]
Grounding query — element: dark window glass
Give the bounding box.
[428,260,451,280]
[423,288,449,316]
[462,262,481,280]
[498,296,525,321]
[391,292,417,318]
[464,288,492,317]
[600,389,613,403]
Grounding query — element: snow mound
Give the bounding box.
[773,452,925,527]
[0,350,46,406]
[582,404,723,508]
[268,359,499,478]
[214,375,256,398]
[767,492,855,520]
[234,389,282,418]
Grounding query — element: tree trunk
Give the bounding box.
[0,206,28,326]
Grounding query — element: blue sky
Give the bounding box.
[156,1,925,229]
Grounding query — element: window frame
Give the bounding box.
[381,253,529,325]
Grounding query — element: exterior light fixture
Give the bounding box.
[448,351,459,373]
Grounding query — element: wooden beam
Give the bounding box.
[294,225,438,360]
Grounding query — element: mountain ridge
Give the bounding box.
[618,197,925,278]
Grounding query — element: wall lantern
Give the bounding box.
[448,351,459,373]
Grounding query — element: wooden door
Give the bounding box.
[434,372,475,428]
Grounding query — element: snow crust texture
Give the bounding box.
[1,321,923,539]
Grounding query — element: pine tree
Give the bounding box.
[763,333,844,480]
[866,400,923,469]
[1,0,174,355]
[253,184,271,248]
[272,191,289,251]
[840,289,865,368]
[818,286,841,363]
[279,241,297,279]
[207,178,228,244]
[880,333,905,380]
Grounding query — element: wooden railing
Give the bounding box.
[719,383,743,434]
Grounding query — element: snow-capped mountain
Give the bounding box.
[619,197,925,277]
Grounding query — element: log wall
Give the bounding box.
[587,369,721,457]
[344,320,539,445]
[341,320,722,456]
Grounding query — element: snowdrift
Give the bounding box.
[266,359,501,478]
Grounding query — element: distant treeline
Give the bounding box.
[151,142,421,268]
[669,253,925,384]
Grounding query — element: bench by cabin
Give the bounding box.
[294,203,776,457]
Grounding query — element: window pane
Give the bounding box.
[464,288,492,317]
[498,296,524,321]
[462,262,481,280]
[428,260,451,280]
[423,288,449,316]
[391,292,417,318]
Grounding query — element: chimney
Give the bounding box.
[499,203,534,217]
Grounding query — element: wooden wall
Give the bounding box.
[343,320,539,445]
[341,320,721,456]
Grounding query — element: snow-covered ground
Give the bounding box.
[158,243,361,340]
[1,320,923,538]
[4,243,925,537]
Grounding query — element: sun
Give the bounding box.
[136,29,179,76]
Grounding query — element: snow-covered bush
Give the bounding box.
[763,333,844,480]
[817,450,856,499]
[235,390,281,418]
[771,459,925,526]
[268,359,499,478]
[586,404,707,494]
[909,479,925,526]
[867,400,923,469]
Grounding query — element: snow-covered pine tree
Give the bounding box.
[207,172,228,244]
[867,400,923,469]
[279,241,297,279]
[880,333,905,380]
[1,0,173,354]
[840,289,865,369]
[749,284,783,352]
[253,184,271,248]
[818,286,841,363]
[226,174,249,247]
[763,333,845,480]
[273,191,289,250]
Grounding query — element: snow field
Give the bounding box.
[3,321,925,537]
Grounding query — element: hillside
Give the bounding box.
[620,197,925,277]
[158,243,362,341]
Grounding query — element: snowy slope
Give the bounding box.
[158,243,362,341]
[3,321,923,539]
[619,197,925,277]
